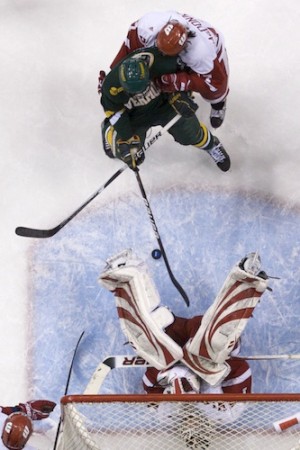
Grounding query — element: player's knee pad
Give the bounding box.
[101,119,117,158]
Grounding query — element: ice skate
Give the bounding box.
[210,100,226,128]
[206,136,230,172]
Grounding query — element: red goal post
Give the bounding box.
[57,393,300,450]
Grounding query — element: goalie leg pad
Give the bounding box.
[99,251,183,369]
[183,257,268,384]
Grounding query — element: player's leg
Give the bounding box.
[163,111,230,172]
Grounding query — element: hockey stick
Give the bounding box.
[135,169,190,307]
[53,331,85,450]
[235,354,300,361]
[16,169,126,238]
[84,351,300,395]
[15,114,181,239]
[84,354,149,394]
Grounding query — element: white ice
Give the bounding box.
[1,0,300,448]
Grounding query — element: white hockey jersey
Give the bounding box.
[135,11,224,75]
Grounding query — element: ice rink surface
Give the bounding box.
[1,0,300,447]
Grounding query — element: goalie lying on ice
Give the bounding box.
[99,250,269,396]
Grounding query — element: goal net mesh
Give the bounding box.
[57,394,300,450]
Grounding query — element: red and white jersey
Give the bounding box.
[110,11,229,103]
[111,11,224,74]
[142,315,252,395]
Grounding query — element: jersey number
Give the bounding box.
[164,24,187,46]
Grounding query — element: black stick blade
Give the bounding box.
[15,167,128,239]
[15,226,60,238]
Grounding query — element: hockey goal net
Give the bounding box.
[57,393,300,450]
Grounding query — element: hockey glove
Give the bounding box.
[117,135,145,170]
[18,400,56,420]
[169,92,198,118]
[98,70,106,95]
[158,366,200,394]
[156,73,191,92]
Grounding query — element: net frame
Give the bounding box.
[58,393,300,450]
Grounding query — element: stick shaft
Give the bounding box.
[135,170,190,307]
[15,115,181,238]
[235,354,300,360]
[53,331,85,450]
[85,351,300,396]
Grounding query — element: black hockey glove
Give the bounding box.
[117,135,145,170]
[168,92,198,118]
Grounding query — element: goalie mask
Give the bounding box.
[157,20,188,56]
[1,413,33,450]
[119,57,150,94]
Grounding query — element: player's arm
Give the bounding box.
[100,71,134,140]
[0,400,56,420]
[110,22,143,68]
[157,60,229,102]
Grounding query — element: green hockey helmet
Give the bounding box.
[119,57,150,94]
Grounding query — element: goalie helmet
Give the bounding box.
[1,413,33,450]
[157,20,188,56]
[119,57,150,94]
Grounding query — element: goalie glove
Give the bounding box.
[117,135,145,170]
[158,365,200,394]
[168,92,198,118]
[156,73,191,92]
[18,400,56,420]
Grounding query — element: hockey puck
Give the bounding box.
[151,249,162,260]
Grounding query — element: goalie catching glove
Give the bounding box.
[168,92,198,118]
[117,135,145,170]
[158,365,200,395]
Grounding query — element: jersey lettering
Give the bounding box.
[182,14,219,46]
[125,82,160,109]
[182,14,208,32]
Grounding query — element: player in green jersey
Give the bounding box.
[100,47,230,172]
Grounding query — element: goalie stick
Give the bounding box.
[53,331,85,450]
[135,169,190,307]
[84,355,149,394]
[84,352,300,395]
[235,353,300,360]
[15,114,181,238]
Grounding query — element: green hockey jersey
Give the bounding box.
[100,47,180,140]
